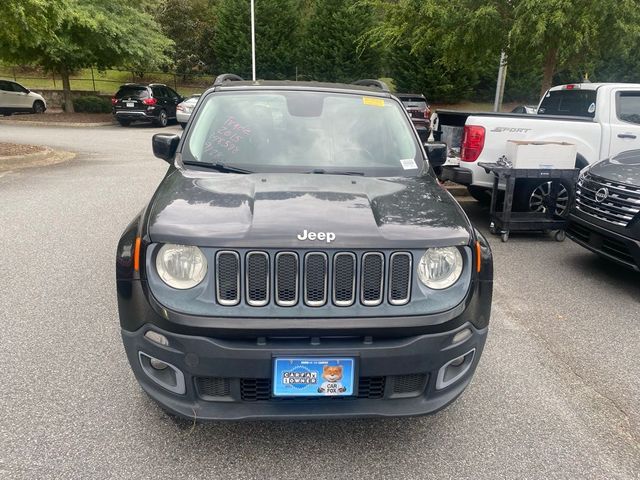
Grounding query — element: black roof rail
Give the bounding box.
[352,79,390,92]
[213,74,244,86]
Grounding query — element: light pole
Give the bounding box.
[251,0,256,81]
[493,50,507,112]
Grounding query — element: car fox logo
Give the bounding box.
[297,229,336,243]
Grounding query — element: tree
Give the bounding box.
[0,0,173,112]
[363,0,640,98]
[213,0,302,79]
[155,0,217,75]
[300,0,381,82]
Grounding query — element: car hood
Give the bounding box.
[146,169,472,248]
[589,150,640,186]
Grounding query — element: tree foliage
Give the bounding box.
[299,0,381,82]
[0,0,173,111]
[155,0,216,75]
[364,0,640,99]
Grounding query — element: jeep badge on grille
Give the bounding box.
[297,229,336,243]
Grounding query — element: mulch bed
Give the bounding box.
[2,112,114,123]
[0,142,47,157]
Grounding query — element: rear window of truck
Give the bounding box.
[537,89,597,118]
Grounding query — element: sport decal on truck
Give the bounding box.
[491,127,532,133]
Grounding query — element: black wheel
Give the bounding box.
[489,222,497,235]
[117,119,131,127]
[179,122,187,129]
[501,232,509,242]
[467,186,492,205]
[32,101,45,114]
[555,230,566,242]
[2,112,12,117]
[514,179,572,217]
[154,110,168,127]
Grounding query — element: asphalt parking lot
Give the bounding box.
[0,123,638,479]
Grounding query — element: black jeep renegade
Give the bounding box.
[116,75,493,420]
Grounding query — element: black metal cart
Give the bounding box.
[478,162,580,243]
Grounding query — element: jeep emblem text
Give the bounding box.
[297,229,336,243]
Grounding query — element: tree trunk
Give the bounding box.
[540,47,558,97]
[60,68,74,113]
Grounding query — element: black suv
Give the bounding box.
[396,93,431,142]
[116,74,493,420]
[112,83,183,127]
[567,150,640,271]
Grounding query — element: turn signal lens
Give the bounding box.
[144,330,169,346]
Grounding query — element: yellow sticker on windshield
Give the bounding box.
[363,97,385,107]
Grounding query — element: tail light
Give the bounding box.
[424,106,432,119]
[143,98,157,106]
[111,97,117,105]
[461,125,485,162]
[176,104,184,112]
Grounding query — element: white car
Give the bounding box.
[436,83,640,212]
[176,94,201,128]
[0,79,47,116]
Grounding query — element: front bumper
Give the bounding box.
[122,322,487,420]
[567,213,640,271]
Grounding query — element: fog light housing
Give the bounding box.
[436,349,476,390]
[138,352,186,395]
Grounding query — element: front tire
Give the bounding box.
[32,101,45,114]
[117,119,131,127]
[154,110,168,127]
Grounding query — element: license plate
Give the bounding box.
[273,358,355,397]
[126,102,134,108]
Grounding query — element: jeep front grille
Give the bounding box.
[213,250,413,308]
[215,251,240,306]
[246,252,269,306]
[275,252,299,306]
[576,173,640,227]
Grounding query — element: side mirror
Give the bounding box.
[424,142,447,168]
[152,133,180,163]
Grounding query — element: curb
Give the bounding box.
[0,119,114,128]
[0,147,76,173]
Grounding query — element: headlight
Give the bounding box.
[417,247,463,289]
[156,244,207,289]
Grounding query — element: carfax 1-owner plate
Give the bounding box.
[273,358,355,397]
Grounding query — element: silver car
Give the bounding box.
[176,94,201,128]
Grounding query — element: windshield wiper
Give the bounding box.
[183,161,253,174]
[307,168,365,176]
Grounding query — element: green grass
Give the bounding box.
[0,66,212,96]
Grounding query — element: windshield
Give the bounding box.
[538,89,597,118]
[184,91,422,176]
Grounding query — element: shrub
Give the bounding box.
[72,96,111,113]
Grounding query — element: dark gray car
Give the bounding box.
[115,75,493,421]
[567,150,640,270]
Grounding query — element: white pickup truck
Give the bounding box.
[435,83,640,213]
